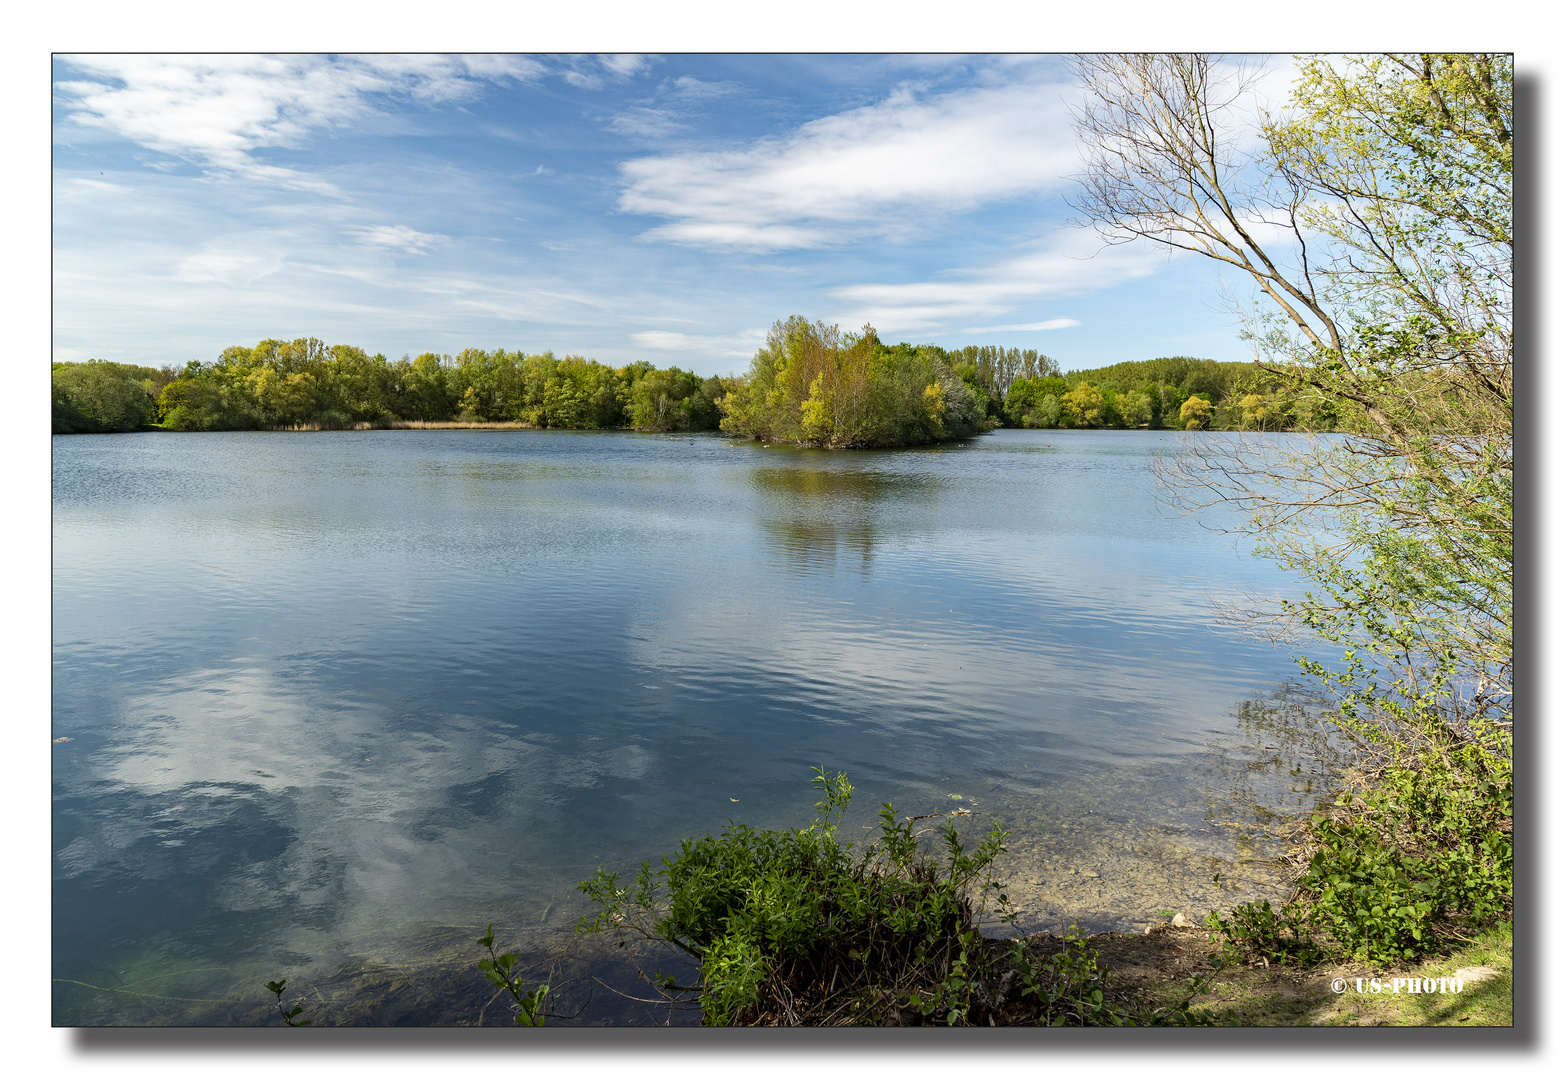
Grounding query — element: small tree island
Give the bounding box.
[717,317,990,447]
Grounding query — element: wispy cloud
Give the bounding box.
[413,275,611,324]
[607,74,743,139]
[962,318,1081,333]
[667,75,739,101]
[54,54,544,189]
[564,54,656,91]
[617,72,1080,251]
[598,54,654,80]
[350,224,448,254]
[173,244,288,286]
[830,232,1179,335]
[608,107,685,139]
[632,328,766,358]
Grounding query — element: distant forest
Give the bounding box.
[52,319,1337,443]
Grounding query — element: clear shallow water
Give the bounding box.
[52,428,1336,1025]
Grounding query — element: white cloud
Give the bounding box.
[962,318,1081,333]
[413,276,610,323]
[608,107,684,139]
[562,54,653,91]
[53,54,542,188]
[645,221,833,250]
[632,328,766,358]
[350,224,448,254]
[617,75,1082,251]
[607,74,741,140]
[829,231,1180,335]
[598,54,654,79]
[633,331,696,349]
[667,75,739,101]
[174,244,288,286]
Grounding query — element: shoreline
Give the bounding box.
[1084,920,1512,1027]
[58,422,1341,437]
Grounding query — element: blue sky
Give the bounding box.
[56,53,1292,377]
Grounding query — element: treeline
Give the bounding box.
[52,324,1339,439]
[159,340,739,433]
[1003,356,1347,432]
[53,340,737,434]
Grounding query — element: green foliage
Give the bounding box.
[135,336,731,433]
[719,318,990,448]
[1202,901,1325,968]
[1297,750,1511,964]
[1007,926,1155,1026]
[947,344,1060,399]
[1235,392,1287,431]
[1060,383,1104,428]
[1116,390,1153,427]
[1205,744,1510,968]
[1178,394,1212,430]
[1062,52,1512,977]
[52,360,174,433]
[1252,55,1512,759]
[627,367,730,431]
[1063,356,1251,404]
[62,334,1308,438]
[476,924,550,1025]
[1003,376,1069,427]
[999,358,1291,431]
[578,768,1213,1026]
[264,978,312,1026]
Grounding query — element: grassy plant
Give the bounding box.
[1203,901,1326,968]
[476,924,550,1026]
[264,978,311,1026]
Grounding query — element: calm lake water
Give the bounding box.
[52,428,1338,1025]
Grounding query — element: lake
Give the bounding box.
[52,427,1338,1025]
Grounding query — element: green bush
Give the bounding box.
[1206,746,1511,968]
[578,768,1214,1026]
[1297,750,1511,964]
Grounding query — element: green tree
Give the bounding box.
[1117,390,1153,427]
[399,353,454,421]
[628,366,719,431]
[1178,394,1212,430]
[52,361,165,433]
[1072,53,1511,956]
[721,318,988,447]
[246,366,318,427]
[1029,394,1062,428]
[1003,375,1068,427]
[1060,383,1103,428]
[1074,52,1511,738]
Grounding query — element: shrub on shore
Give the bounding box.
[577,768,1217,1026]
[1207,743,1511,969]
